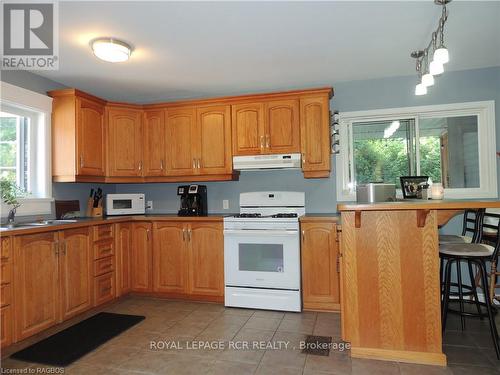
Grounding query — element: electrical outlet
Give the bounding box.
[146,200,153,210]
[223,200,229,210]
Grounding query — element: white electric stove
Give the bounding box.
[223,191,305,312]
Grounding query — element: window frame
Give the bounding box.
[336,100,497,201]
[0,81,53,217]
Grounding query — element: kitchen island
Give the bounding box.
[337,200,500,366]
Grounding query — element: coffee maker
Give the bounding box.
[177,185,207,216]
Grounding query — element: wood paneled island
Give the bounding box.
[337,200,500,366]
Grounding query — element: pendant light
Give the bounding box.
[410,0,451,95]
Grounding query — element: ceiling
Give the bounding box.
[35,1,500,103]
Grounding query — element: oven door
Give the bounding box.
[224,229,300,290]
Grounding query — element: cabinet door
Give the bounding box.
[0,306,12,348]
[196,105,232,175]
[165,107,197,176]
[188,223,224,296]
[14,232,60,341]
[300,96,331,177]
[131,222,152,291]
[231,103,265,156]
[60,227,93,320]
[144,110,166,176]
[116,223,132,296]
[152,222,188,293]
[107,107,143,176]
[77,98,106,176]
[265,99,300,154]
[301,222,340,310]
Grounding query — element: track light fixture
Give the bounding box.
[411,0,451,96]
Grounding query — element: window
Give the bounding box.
[336,101,497,200]
[0,81,53,216]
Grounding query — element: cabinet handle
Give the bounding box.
[197,159,201,169]
[182,228,186,241]
[146,228,150,241]
[138,161,143,171]
[301,230,305,242]
[188,228,192,242]
[160,159,164,170]
[193,159,196,169]
[302,154,306,165]
[266,134,270,148]
[80,155,84,168]
[260,136,264,149]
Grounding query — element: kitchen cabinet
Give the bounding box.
[14,232,60,341]
[144,109,166,176]
[92,224,115,306]
[165,107,197,176]
[301,221,340,311]
[115,223,132,296]
[189,222,224,296]
[107,106,143,177]
[152,222,188,293]
[59,227,93,320]
[300,95,331,178]
[231,103,265,156]
[50,89,106,182]
[265,99,300,154]
[152,221,224,298]
[1,237,12,348]
[131,222,153,292]
[196,105,232,175]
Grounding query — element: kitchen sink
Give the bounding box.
[16,219,79,227]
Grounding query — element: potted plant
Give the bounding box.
[1,178,26,227]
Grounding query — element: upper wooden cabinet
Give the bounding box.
[300,96,331,178]
[165,107,197,177]
[50,90,106,182]
[143,110,166,176]
[107,106,143,177]
[265,99,300,154]
[301,220,340,311]
[231,103,265,156]
[196,105,232,175]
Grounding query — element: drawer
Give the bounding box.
[93,240,114,260]
[93,224,114,242]
[1,305,12,348]
[1,238,10,261]
[0,263,11,285]
[94,272,115,306]
[1,284,11,307]
[94,256,115,276]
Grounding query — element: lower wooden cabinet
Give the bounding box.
[94,272,115,306]
[14,232,60,341]
[1,306,12,348]
[60,227,93,320]
[153,222,188,293]
[301,221,340,311]
[152,221,224,298]
[131,222,153,292]
[1,237,12,348]
[115,223,132,296]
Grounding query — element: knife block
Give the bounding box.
[86,198,103,217]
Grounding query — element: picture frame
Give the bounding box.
[400,176,429,199]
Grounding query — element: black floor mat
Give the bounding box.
[301,335,332,356]
[11,312,145,367]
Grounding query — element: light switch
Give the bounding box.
[146,200,153,210]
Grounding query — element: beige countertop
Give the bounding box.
[337,199,500,212]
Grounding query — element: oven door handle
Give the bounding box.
[223,229,298,236]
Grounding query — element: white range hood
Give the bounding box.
[233,153,301,171]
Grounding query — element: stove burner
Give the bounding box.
[233,213,262,218]
[271,213,298,218]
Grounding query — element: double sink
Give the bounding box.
[1,219,79,230]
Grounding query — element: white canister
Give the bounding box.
[431,183,444,200]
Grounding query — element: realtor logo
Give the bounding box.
[1,0,58,70]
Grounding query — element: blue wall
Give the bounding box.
[2,67,499,230]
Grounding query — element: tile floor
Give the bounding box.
[1,296,499,374]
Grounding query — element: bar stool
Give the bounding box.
[440,212,500,359]
[482,210,500,306]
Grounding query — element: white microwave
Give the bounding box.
[106,194,145,216]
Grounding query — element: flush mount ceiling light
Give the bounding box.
[410,0,451,96]
[91,38,132,63]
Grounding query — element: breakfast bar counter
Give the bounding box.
[337,199,500,366]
